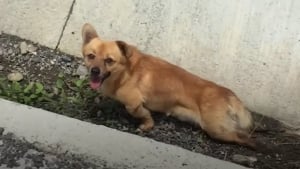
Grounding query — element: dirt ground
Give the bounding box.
[0,33,299,169]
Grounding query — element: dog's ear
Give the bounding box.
[82,23,99,45]
[116,40,133,58]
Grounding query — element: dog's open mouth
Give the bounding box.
[90,76,101,90]
[89,72,111,90]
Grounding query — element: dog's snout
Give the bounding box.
[91,67,100,75]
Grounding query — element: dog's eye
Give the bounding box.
[104,58,114,64]
[87,54,95,60]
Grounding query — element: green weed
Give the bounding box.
[0,73,99,118]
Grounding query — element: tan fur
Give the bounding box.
[81,23,256,149]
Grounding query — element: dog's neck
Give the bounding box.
[101,48,141,97]
[127,47,143,71]
[101,69,130,96]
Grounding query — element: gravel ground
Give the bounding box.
[0,33,300,169]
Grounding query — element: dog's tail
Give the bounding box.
[228,96,253,132]
[227,97,276,153]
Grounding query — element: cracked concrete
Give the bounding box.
[0,0,74,48]
[55,0,76,49]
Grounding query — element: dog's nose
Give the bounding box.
[91,67,100,75]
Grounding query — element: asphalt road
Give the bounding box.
[0,127,101,169]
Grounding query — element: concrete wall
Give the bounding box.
[1,0,299,128]
[0,0,73,48]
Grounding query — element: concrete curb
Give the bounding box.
[0,98,249,169]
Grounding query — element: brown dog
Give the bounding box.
[81,23,256,149]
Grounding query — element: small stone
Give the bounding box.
[97,110,102,117]
[232,154,257,167]
[0,127,4,135]
[23,55,30,61]
[27,44,37,53]
[0,49,3,55]
[94,97,101,104]
[53,87,59,95]
[32,57,41,63]
[76,65,88,77]
[7,72,23,82]
[20,41,28,54]
[0,140,3,146]
[25,149,43,157]
[44,154,56,162]
[61,55,72,62]
[121,126,128,131]
[64,69,71,74]
[0,65,4,71]
[7,49,13,54]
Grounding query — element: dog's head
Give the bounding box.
[81,23,133,90]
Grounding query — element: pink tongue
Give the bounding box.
[90,81,101,90]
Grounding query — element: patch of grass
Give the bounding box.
[0,78,51,105]
[0,73,99,118]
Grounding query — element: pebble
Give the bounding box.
[61,55,72,62]
[32,57,42,63]
[232,154,257,167]
[53,87,59,95]
[75,65,88,77]
[97,110,102,117]
[20,41,28,54]
[94,97,101,104]
[22,55,29,61]
[27,44,37,53]
[0,140,3,146]
[7,72,24,82]
[7,49,13,54]
[25,149,43,156]
[64,69,71,74]
[121,126,129,131]
[0,65,4,71]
